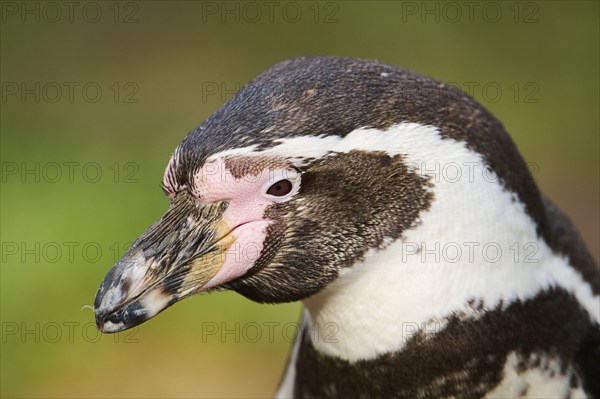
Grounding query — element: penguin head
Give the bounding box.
[94,56,541,333]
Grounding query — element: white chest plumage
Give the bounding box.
[273,122,599,398]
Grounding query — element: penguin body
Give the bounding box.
[95,57,599,398]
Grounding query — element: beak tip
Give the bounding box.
[93,307,140,334]
[93,306,114,333]
[93,288,170,333]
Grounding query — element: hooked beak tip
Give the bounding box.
[94,285,172,333]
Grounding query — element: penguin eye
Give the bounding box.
[266,179,293,197]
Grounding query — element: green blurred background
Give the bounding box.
[1,1,598,397]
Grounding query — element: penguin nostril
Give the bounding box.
[95,311,106,329]
[108,308,125,324]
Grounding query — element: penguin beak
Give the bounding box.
[94,193,233,333]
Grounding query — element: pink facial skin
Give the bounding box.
[190,157,301,290]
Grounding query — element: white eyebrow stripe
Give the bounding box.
[204,123,440,165]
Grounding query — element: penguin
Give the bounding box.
[94,56,600,398]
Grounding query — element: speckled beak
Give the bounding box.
[94,193,231,333]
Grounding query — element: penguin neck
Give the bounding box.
[301,166,591,363]
[287,122,597,362]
